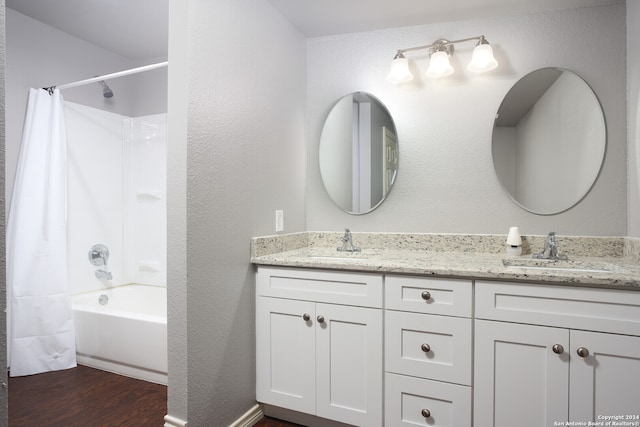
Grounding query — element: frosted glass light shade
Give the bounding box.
[426,51,454,78]
[467,43,498,73]
[387,57,413,84]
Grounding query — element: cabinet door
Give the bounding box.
[256,297,316,414]
[474,320,569,427]
[570,331,640,420]
[315,303,383,427]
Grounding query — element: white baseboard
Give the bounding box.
[163,403,263,427]
[229,404,264,427]
[164,414,188,427]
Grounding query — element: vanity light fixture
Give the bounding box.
[387,35,498,83]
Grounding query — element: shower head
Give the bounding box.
[98,80,114,98]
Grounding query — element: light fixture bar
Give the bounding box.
[387,35,498,83]
[395,35,485,55]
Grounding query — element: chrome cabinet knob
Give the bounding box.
[552,344,564,354]
[421,408,431,418]
[421,343,431,353]
[317,315,325,324]
[302,313,311,321]
[577,347,590,358]
[421,291,431,301]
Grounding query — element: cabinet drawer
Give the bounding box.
[476,281,640,335]
[385,311,472,385]
[256,266,382,308]
[385,373,471,427]
[385,275,472,317]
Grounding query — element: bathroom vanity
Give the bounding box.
[252,232,640,427]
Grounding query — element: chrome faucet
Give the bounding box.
[337,228,361,252]
[533,231,568,260]
[95,269,113,280]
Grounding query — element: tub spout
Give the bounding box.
[95,269,112,280]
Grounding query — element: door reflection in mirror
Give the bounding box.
[320,92,399,215]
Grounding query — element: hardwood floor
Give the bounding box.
[8,365,167,427]
[254,416,304,427]
[8,364,302,426]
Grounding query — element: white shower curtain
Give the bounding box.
[7,88,77,376]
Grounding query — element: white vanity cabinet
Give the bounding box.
[475,281,640,427]
[255,266,383,427]
[384,275,473,427]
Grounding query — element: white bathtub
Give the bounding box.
[72,284,167,384]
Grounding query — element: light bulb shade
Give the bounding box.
[387,57,413,84]
[426,51,454,78]
[467,43,498,73]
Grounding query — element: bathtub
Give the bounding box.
[72,284,167,384]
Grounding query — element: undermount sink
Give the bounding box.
[308,254,371,262]
[502,258,619,274]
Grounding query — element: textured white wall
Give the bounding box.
[180,0,307,425]
[0,0,7,422]
[166,0,188,422]
[306,4,627,236]
[629,1,640,238]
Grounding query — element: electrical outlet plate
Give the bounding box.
[275,210,284,232]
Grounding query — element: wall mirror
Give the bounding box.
[492,68,606,215]
[319,92,399,214]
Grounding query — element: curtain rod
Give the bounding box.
[44,61,168,93]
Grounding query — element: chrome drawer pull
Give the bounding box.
[577,347,590,358]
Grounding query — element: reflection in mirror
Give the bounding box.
[319,92,399,214]
[492,68,606,215]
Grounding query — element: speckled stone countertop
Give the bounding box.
[251,232,640,290]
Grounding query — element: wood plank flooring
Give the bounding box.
[9,365,166,426]
[8,365,302,426]
[254,417,303,427]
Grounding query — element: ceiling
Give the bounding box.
[6,0,620,59]
[266,0,621,37]
[6,0,169,60]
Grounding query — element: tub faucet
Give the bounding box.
[95,269,113,280]
[533,231,568,260]
[337,228,361,252]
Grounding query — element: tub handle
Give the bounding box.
[89,244,110,267]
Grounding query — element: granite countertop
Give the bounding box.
[251,232,640,290]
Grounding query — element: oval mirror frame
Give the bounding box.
[319,92,399,215]
[492,68,606,215]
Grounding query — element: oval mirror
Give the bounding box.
[319,92,399,214]
[492,68,606,215]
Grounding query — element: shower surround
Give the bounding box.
[65,101,167,293]
[64,101,167,382]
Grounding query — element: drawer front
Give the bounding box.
[256,266,382,308]
[385,311,472,385]
[385,275,472,317]
[476,281,640,335]
[385,373,471,427]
